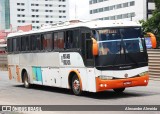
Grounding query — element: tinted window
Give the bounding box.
[58,32,64,49]
[21,36,29,51]
[54,33,58,49]
[42,33,53,51]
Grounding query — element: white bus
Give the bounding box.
[7,20,156,95]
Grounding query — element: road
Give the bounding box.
[0,71,160,114]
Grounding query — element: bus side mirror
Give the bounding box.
[146,32,157,48]
[92,38,98,56]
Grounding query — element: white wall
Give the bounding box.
[89,0,147,22]
[10,0,69,30]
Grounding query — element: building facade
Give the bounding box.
[89,0,155,22]
[0,0,69,30]
[0,0,10,30]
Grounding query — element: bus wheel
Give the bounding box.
[23,72,30,88]
[113,88,125,93]
[72,75,82,95]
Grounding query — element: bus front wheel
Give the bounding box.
[113,88,125,93]
[23,72,30,88]
[71,75,82,95]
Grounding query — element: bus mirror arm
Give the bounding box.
[92,38,98,56]
[146,32,157,48]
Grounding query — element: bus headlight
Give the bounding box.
[139,71,148,76]
[98,75,113,80]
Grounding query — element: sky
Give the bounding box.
[69,0,90,20]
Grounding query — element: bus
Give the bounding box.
[7,20,157,95]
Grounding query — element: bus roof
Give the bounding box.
[7,20,141,38]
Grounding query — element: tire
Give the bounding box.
[71,75,82,95]
[23,71,30,88]
[113,88,125,93]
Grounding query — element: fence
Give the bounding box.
[147,49,160,81]
[0,54,7,71]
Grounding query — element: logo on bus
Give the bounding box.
[61,54,71,65]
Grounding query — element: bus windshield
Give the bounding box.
[93,27,144,55]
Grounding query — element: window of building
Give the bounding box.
[32,15,35,17]
[104,17,109,20]
[21,9,25,11]
[104,7,109,11]
[50,10,53,12]
[110,16,115,20]
[116,4,122,9]
[123,13,129,18]
[99,0,103,2]
[17,14,20,17]
[109,5,115,10]
[21,3,25,5]
[93,0,97,4]
[17,9,21,11]
[93,9,98,13]
[99,8,103,12]
[17,3,20,5]
[117,14,122,19]
[123,2,128,7]
[36,21,39,23]
[22,20,25,23]
[90,10,93,14]
[130,1,135,6]
[36,15,39,17]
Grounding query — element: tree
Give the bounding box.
[140,0,160,48]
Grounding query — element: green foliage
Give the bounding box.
[140,0,160,48]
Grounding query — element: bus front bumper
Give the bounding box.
[96,75,149,92]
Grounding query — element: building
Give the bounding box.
[0,0,10,30]
[0,0,69,30]
[89,0,155,22]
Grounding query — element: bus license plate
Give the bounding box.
[123,81,132,85]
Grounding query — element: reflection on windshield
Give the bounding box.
[93,28,144,55]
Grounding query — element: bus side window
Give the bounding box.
[30,35,37,51]
[65,30,79,49]
[65,30,73,49]
[42,33,53,51]
[54,33,58,49]
[36,35,42,50]
[22,36,29,51]
[7,39,12,52]
[58,32,64,49]
[13,38,17,52]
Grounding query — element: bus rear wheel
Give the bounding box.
[113,88,125,93]
[71,75,82,95]
[23,72,30,88]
